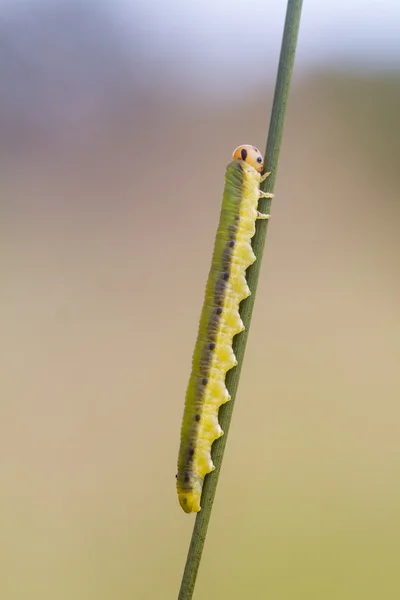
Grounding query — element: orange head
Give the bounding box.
[232,144,264,173]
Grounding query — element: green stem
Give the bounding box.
[177,2,303,598]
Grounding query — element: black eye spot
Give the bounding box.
[241,148,248,161]
[195,414,201,422]
[202,378,207,385]
[209,342,215,350]
[229,240,234,248]
[257,157,262,163]
[223,272,229,280]
[216,307,222,315]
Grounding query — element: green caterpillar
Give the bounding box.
[176,145,273,513]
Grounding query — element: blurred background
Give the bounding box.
[1,0,400,598]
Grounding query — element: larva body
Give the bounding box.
[177,145,272,513]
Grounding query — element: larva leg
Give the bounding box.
[257,211,270,220]
[259,191,274,199]
[260,171,271,183]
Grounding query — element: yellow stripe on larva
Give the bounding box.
[176,145,273,513]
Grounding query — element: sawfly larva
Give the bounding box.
[176,144,273,513]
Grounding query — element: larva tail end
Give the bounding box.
[178,491,201,514]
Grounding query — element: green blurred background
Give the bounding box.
[1,1,400,598]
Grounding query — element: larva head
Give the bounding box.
[232,144,264,173]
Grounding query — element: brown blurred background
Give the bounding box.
[1,1,400,598]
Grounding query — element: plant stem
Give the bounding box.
[177,2,303,598]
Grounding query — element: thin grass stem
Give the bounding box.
[178,2,303,598]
